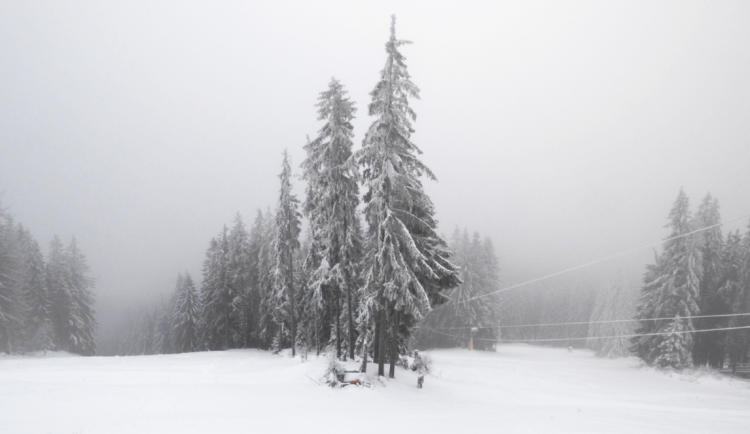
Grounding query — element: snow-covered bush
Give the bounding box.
[403,350,432,373]
[323,353,344,387]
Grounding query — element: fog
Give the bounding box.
[2,1,749,336]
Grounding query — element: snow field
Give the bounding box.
[1,345,749,433]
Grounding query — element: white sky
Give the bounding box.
[2,1,749,327]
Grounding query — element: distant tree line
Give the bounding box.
[103,16,462,378]
[494,189,750,368]
[412,229,503,350]
[0,202,97,356]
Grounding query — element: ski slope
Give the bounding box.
[1,345,748,433]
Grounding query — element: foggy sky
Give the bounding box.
[2,1,750,332]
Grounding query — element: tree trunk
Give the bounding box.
[346,272,355,361]
[224,303,230,350]
[377,306,386,377]
[289,252,296,358]
[373,314,380,363]
[360,338,368,373]
[315,304,320,356]
[336,296,342,359]
[389,309,399,378]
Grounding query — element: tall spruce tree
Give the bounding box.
[302,78,363,359]
[171,272,200,353]
[273,150,302,356]
[154,295,172,354]
[692,194,726,367]
[201,228,235,350]
[17,225,52,352]
[720,223,750,369]
[355,16,460,377]
[257,208,278,349]
[0,208,24,354]
[63,238,97,355]
[227,213,253,347]
[47,236,68,352]
[632,189,702,369]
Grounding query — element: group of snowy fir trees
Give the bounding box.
[0,201,97,356]
[632,188,750,370]
[105,16,467,378]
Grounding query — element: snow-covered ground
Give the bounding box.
[1,345,748,433]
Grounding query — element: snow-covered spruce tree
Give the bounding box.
[45,236,68,353]
[257,208,278,349]
[0,209,25,354]
[720,223,750,369]
[171,272,200,353]
[154,295,173,354]
[654,316,693,368]
[323,351,345,387]
[301,78,363,360]
[244,210,265,348]
[273,150,302,356]
[201,227,236,350]
[413,229,502,350]
[16,225,52,352]
[587,275,637,358]
[227,213,253,347]
[632,189,702,369]
[62,238,97,355]
[355,16,460,378]
[692,194,727,367]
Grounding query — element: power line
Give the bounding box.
[422,324,750,343]
[424,312,750,330]
[458,212,750,305]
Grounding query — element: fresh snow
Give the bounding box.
[1,345,748,433]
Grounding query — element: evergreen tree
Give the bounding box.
[200,228,235,350]
[0,208,24,354]
[227,213,253,347]
[355,16,460,377]
[302,78,363,360]
[154,296,172,354]
[720,223,750,369]
[273,150,302,356]
[587,274,637,358]
[692,194,726,367]
[171,272,200,353]
[632,189,702,369]
[46,236,68,352]
[63,238,97,355]
[654,316,693,368]
[257,208,278,349]
[16,225,52,352]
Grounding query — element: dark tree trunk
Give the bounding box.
[224,303,229,350]
[346,272,355,360]
[289,251,296,358]
[315,304,320,356]
[377,306,386,377]
[360,338,368,373]
[389,309,399,378]
[336,296,342,359]
[373,313,381,363]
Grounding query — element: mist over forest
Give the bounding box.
[2,2,750,373]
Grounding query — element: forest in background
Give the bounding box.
[3,16,750,374]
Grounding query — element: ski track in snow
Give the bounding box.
[1,345,748,433]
